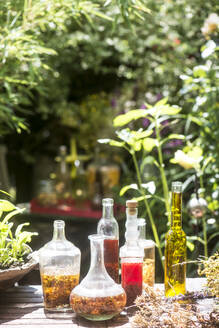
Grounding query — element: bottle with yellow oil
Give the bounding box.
[164,181,186,297]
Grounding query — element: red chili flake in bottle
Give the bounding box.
[121,262,143,306]
[104,239,119,283]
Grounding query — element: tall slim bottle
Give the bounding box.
[97,198,119,283]
[138,218,155,287]
[120,200,144,306]
[164,181,186,297]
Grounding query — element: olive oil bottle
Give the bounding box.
[164,181,186,297]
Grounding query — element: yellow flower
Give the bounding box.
[201,13,219,37]
[170,147,203,170]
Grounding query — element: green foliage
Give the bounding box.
[0,0,149,136]
[99,98,187,267]
[0,199,38,269]
[99,93,219,270]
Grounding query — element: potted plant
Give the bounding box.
[0,197,38,289]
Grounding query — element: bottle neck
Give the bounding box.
[102,203,114,220]
[89,235,105,273]
[171,191,182,229]
[125,207,139,241]
[53,221,66,240]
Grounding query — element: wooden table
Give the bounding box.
[0,279,210,328]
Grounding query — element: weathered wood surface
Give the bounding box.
[0,278,209,328]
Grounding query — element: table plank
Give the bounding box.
[0,279,208,328]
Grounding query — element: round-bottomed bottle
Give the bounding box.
[120,200,144,306]
[70,234,126,321]
[39,220,81,314]
[97,198,119,282]
[138,218,155,287]
[164,181,186,297]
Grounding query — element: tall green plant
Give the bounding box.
[99,98,185,268]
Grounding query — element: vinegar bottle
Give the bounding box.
[97,198,119,282]
[120,200,144,306]
[164,181,186,297]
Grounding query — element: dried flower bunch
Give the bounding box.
[198,252,219,298]
[132,285,219,328]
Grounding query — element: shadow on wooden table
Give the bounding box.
[74,312,131,327]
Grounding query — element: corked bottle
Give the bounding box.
[120,200,144,306]
[164,181,186,297]
[97,198,119,282]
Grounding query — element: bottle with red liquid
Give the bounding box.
[97,198,119,283]
[120,200,144,306]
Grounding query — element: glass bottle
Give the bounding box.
[138,218,155,287]
[70,234,126,321]
[97,198,119,282]
[54,145,72,199]
[164,181,186,297]
[39,220,81,314]
[120,200,144,306]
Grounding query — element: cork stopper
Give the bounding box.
[126,200,138,215]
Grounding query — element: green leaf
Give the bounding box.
[187,114,203,126]
[133,195,152,202]
[131,129,153,140]
[142,138,157,152]
[109,140,125,148]
[3,208,25,224]
[155,105,181,117]
[89,9,113,21]
[133,140,142,151]
[155,97,168,107]
[193,65,208,78]
[98,138,125,148]
[120,184,138,196]
[161,134,185,145]
[0,200,16,212]
[202,156,214,172]
[208,232,219,243]
[186,240,195,252]
[15,223,29,238]
[113,109,148,127]
[187,236,205,245]
[140,155,156,173]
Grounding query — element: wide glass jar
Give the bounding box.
[70,234,126,321]
[39,220,81,314]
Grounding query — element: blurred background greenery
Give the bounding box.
[0,0,218,279]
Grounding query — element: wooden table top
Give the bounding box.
[0,278,209,328]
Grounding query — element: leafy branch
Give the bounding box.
[99,98,184,268]
[0,199,38,269]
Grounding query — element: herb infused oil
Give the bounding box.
[164,181,186,297]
